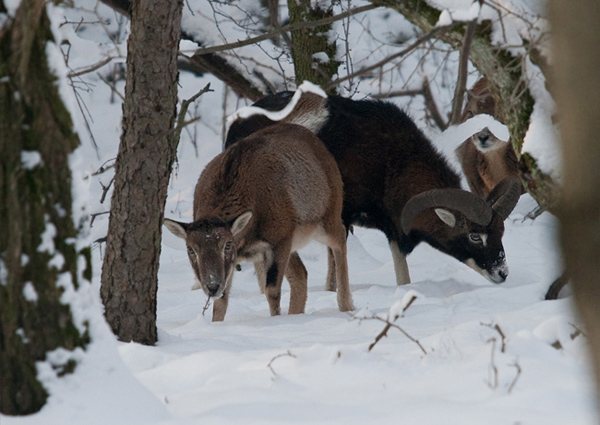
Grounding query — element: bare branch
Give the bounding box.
[89,158,116,177]
[372,77,447,131]
[449,18,477,125]
[202,296,211,316]
[68,57,114,78]
[422,77,447,131]
[90,211,109,228]
[97,72,125,102]
[99,176,114,204]
[180,53,265,101]
[267,350,297,377]
[372,89,422,98]
[325,23,455,91]
[486,338,499,389]
[99,0,130,17]
[507,359,522,393]
[482,322,506,353]
[368,315,427,354]
[166,83,213,146]
[192,4,379,56]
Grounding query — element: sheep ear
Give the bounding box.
[231,211,253,236]
[435,208,456,228]
[164,218,188,239]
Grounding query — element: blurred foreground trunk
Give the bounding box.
[0,0,90,414]
[550,1,600,419]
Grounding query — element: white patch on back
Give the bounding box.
[226,82,328,131]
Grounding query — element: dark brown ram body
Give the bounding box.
[165,123,353,321]
[225,91,521,286]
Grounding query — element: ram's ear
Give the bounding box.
[231,211,253,237]
[164,218,189,239]
[434,208,457,228]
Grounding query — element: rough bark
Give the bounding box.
[369,0,557,211]
[287,0,340,94]
[550,0,600,417]
[100,0,183,345]
[0,0,90,415]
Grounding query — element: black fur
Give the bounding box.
[225,93,460,255]
[265,262,279,288]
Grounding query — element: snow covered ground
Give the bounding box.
[2,1,598,424]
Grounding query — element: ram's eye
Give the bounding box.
[468,233,482,243]
[187,246,195,255]
[224,241,233,251]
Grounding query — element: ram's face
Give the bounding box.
[401,177,521,285]
[433,211,508,283]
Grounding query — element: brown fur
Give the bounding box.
[456,78,523,198]
[165,123,353,321]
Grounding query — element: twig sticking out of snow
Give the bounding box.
[368,317,427,355]
[482,322,506,352]
[367,293,426,354]
[486,338,499,389]
[388,291,421,321]
[482,322,523,393]
[508,360,522,394]
[267,350,296,377]
[202,296,211,316]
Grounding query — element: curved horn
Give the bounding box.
[486,177,522,220]
[401,189,493,234]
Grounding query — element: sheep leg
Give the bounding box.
[264,241,292,316]
[327,223,354,312]
[285,252,308,314]
[255,259,267,294]
[389,240,411,285]
[325,247,337,291]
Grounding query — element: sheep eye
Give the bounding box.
[187,246,195,255]
[468,233,482,243]
[224,241,233,251]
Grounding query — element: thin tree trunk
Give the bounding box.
[550,1,600,418]
[449,18,476,126]
[261,0,280,47]
[101,0,183,345]
[287,0,340,93]
[0,0,90,415]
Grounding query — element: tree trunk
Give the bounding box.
[369,0,557,212]
[287,0,340,93]
[0,0,90,415]
[100,0,183,345]
[260,0,281,47]
[550,1,600,419]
